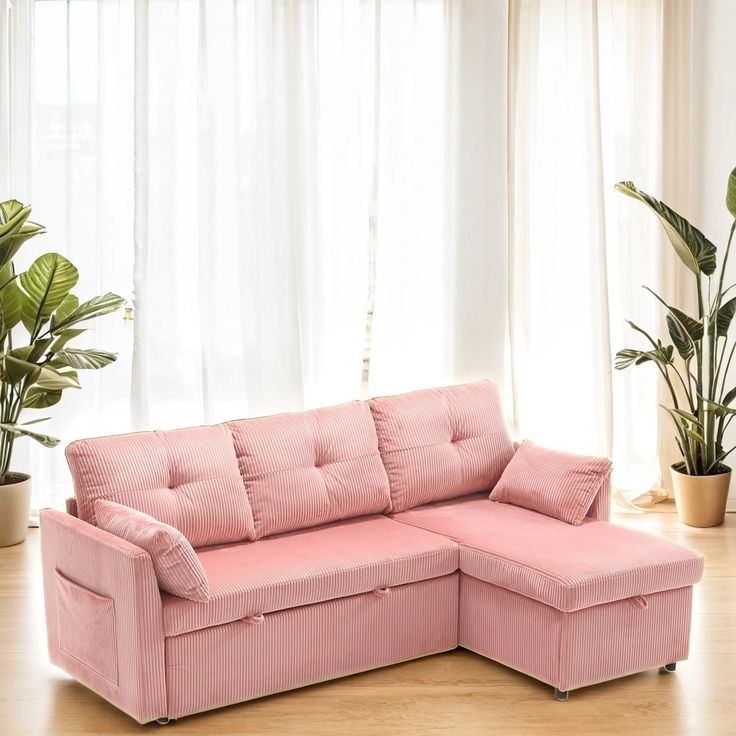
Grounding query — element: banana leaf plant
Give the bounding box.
[615,168,736,476]
[0,200,124,484]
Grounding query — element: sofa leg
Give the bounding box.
[154,717,176,725]
[554,687,569,701]
[662,662,677,673]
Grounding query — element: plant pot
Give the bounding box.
[0,472,32,547]
[670,464,730,528]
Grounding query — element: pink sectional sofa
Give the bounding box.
[40,381,704,724]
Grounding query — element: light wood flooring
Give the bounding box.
[1,504,733,735]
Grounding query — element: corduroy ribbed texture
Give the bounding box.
[54,569,118,685]
[165,574,459,719]
[40,509,167,724]
[459,574,693,691]
[228,402,391,539]
[392,495,704,611]
[162,515,459,636]
[95,500,210,603]
[489,440,612,525]
[369,381,515,512]
[66,424,256,547]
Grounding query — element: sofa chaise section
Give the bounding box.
[392,495,704,694]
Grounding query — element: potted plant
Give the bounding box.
[614,168,736,527]
[0,200,124,546]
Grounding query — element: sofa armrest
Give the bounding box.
[586,471,611,521]
[40,509,167,724]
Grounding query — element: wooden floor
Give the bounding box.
[1,505,734,736]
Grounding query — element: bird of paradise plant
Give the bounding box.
[615,168,736,477]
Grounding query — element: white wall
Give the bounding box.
[693,0,736,508]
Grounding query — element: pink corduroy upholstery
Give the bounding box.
[370,381,515,513]
[460,575,693,691]
[162,515,458,636]
[43,381,705,720]
[165,574,459,719]
[95,500,210,603]
[40,509,166,724]
[227,402,391,538]
[392,495,703,612]
[489,440,612,525]
[66,424,255,547]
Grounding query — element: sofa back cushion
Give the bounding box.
[66,424,256,548]
[227,401,391,538]
[369,380,515,513]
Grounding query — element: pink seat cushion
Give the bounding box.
[392,495,704,612]
[161,515,458,636]
[489,440,612,525]
[227,402,391,539]
[95,500,210,603]
[66,425,256,548]
[369,381,515,512]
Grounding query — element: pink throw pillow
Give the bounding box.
[95,500,210,602]
[489,440,612,525]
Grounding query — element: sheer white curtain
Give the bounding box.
[131,0,372,426]
[508,0,693,501]
[368,0,508,396]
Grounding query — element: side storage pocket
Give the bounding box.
[54,569,118,685]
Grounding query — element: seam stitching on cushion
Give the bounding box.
[86,477,241,501]
[241,452,382,480]
[380,433,512,455]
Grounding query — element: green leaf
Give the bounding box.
[727,167,736,218]
[53,292,125,330]
[0,263,22,333]
[20,416,51,425]
[49,328,86,353]
[32,365,81,391]
[722,386,736,406]
[709,296,736,337]
[21,386,62,409]
[1,355,41,385]
[703,398,736,417]
[643,287,704,341]
[0,422,60,448]
[615,181,717,275]
[666,314,694,360]
[0,201,45,269]
[661,405,703,428]
[685,427,706,445]
[54,293,79,324]
[54,348,117,370]
[615,346,672,370]
[615,349,645,369]
[19,253,79,334]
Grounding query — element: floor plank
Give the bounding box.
[1,507,733,735]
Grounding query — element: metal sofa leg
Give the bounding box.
[154,717,176,725]
[662,662,677,673]
[554,687,569,701]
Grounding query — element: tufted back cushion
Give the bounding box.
[66,425,256,548]
[227,401,391,538]
[369,380,515,513]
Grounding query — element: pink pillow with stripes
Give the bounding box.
[489,440,612,525]
[95,500,210,602]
